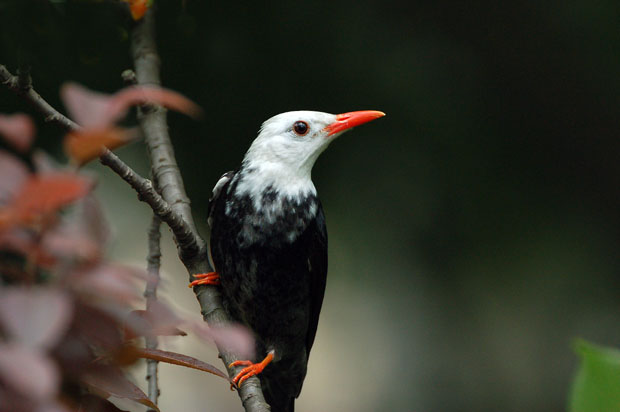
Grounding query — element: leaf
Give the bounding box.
[0,344,59,400]
[72,303,125,352]
[123,300,187,341]
[0,150,29,205]
[0,287,73,349]
[60,83,202,128]
[6,173,93,227]
[569,339,620,412]
[191,321,255,361]
[82,366,159,412]
[109,86,202,120]
[64,127,135,166]
[0,113,35,153]
[41,196,108,264]
[133,347,229,380]
[60,83,111,128]
[70,264,145,304]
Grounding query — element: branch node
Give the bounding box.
[121,69,138,86]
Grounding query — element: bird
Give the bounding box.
[189,110,385,411]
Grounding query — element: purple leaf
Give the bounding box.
[70,264,145,304]
[41,196,108,264]
[0,113,35,153]
[191,321,255,361]
[0,344,59,400]
[0,288,73,349]
[82,366,159,411]
[0,150,29,205]
[60,83,201,128]
[124,300,187,340]
[133,347,229,380]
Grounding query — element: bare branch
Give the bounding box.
[0,64,79,132]
[98,150,199,252]
[145,213,162,409]
[129,14,206,263]
[129,7,270,411]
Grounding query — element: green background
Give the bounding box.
[1,1,619,411]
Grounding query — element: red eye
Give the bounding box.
[293,121,309,136]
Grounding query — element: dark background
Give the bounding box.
[1,1,619,411]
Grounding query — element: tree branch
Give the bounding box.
[129,7,270,411]
[0,64,79,131]
[145,213,162,409]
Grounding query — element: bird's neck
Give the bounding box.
[226,164,320,246]
[233,161,317,207]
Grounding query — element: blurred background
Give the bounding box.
[1,0,620,411]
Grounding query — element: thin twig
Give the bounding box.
[0,64,201,258]
[98,150,199,251]
[129,7,270,411]
[145,213,162,409]
[0,64,79,131]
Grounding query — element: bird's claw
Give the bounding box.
[188,272,220,288]
[229,351,274,388]
[230,362,263,388]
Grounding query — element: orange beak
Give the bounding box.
[325,110,386,136]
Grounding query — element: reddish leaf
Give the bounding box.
[60,83,201,128]
[191,321,255,361]
[0,113,35,153]
[0,197,107,266]
[0,150,30,205]
[82,366,159,411]
[70,264,145,304]
[124,300,187,340]
[64,127,135,166]
[5,173,93,227]
[109,86,202,120]
[41,197,108,264]
[0,344,59,400]
[133,347,229,380]
[0,288,73,349]
[60,83,110,128]
[72,303,125,353]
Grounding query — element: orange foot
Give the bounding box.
[188,272,220,288]
[230,350,275,388]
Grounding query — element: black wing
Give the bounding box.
[305,202,328,358]
[206,171,235,269]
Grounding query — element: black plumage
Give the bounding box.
[208,170,327,411]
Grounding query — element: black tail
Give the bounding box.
[262,377,296,412]
[263,390,295,412]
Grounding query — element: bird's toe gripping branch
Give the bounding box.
[188,272,220,288]
[229,350,275,388]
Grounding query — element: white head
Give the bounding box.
[235,110,385,200]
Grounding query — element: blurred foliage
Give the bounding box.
[1,0,619,411]
[569,340,620,412]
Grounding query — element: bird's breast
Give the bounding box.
[224,188,319,248]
